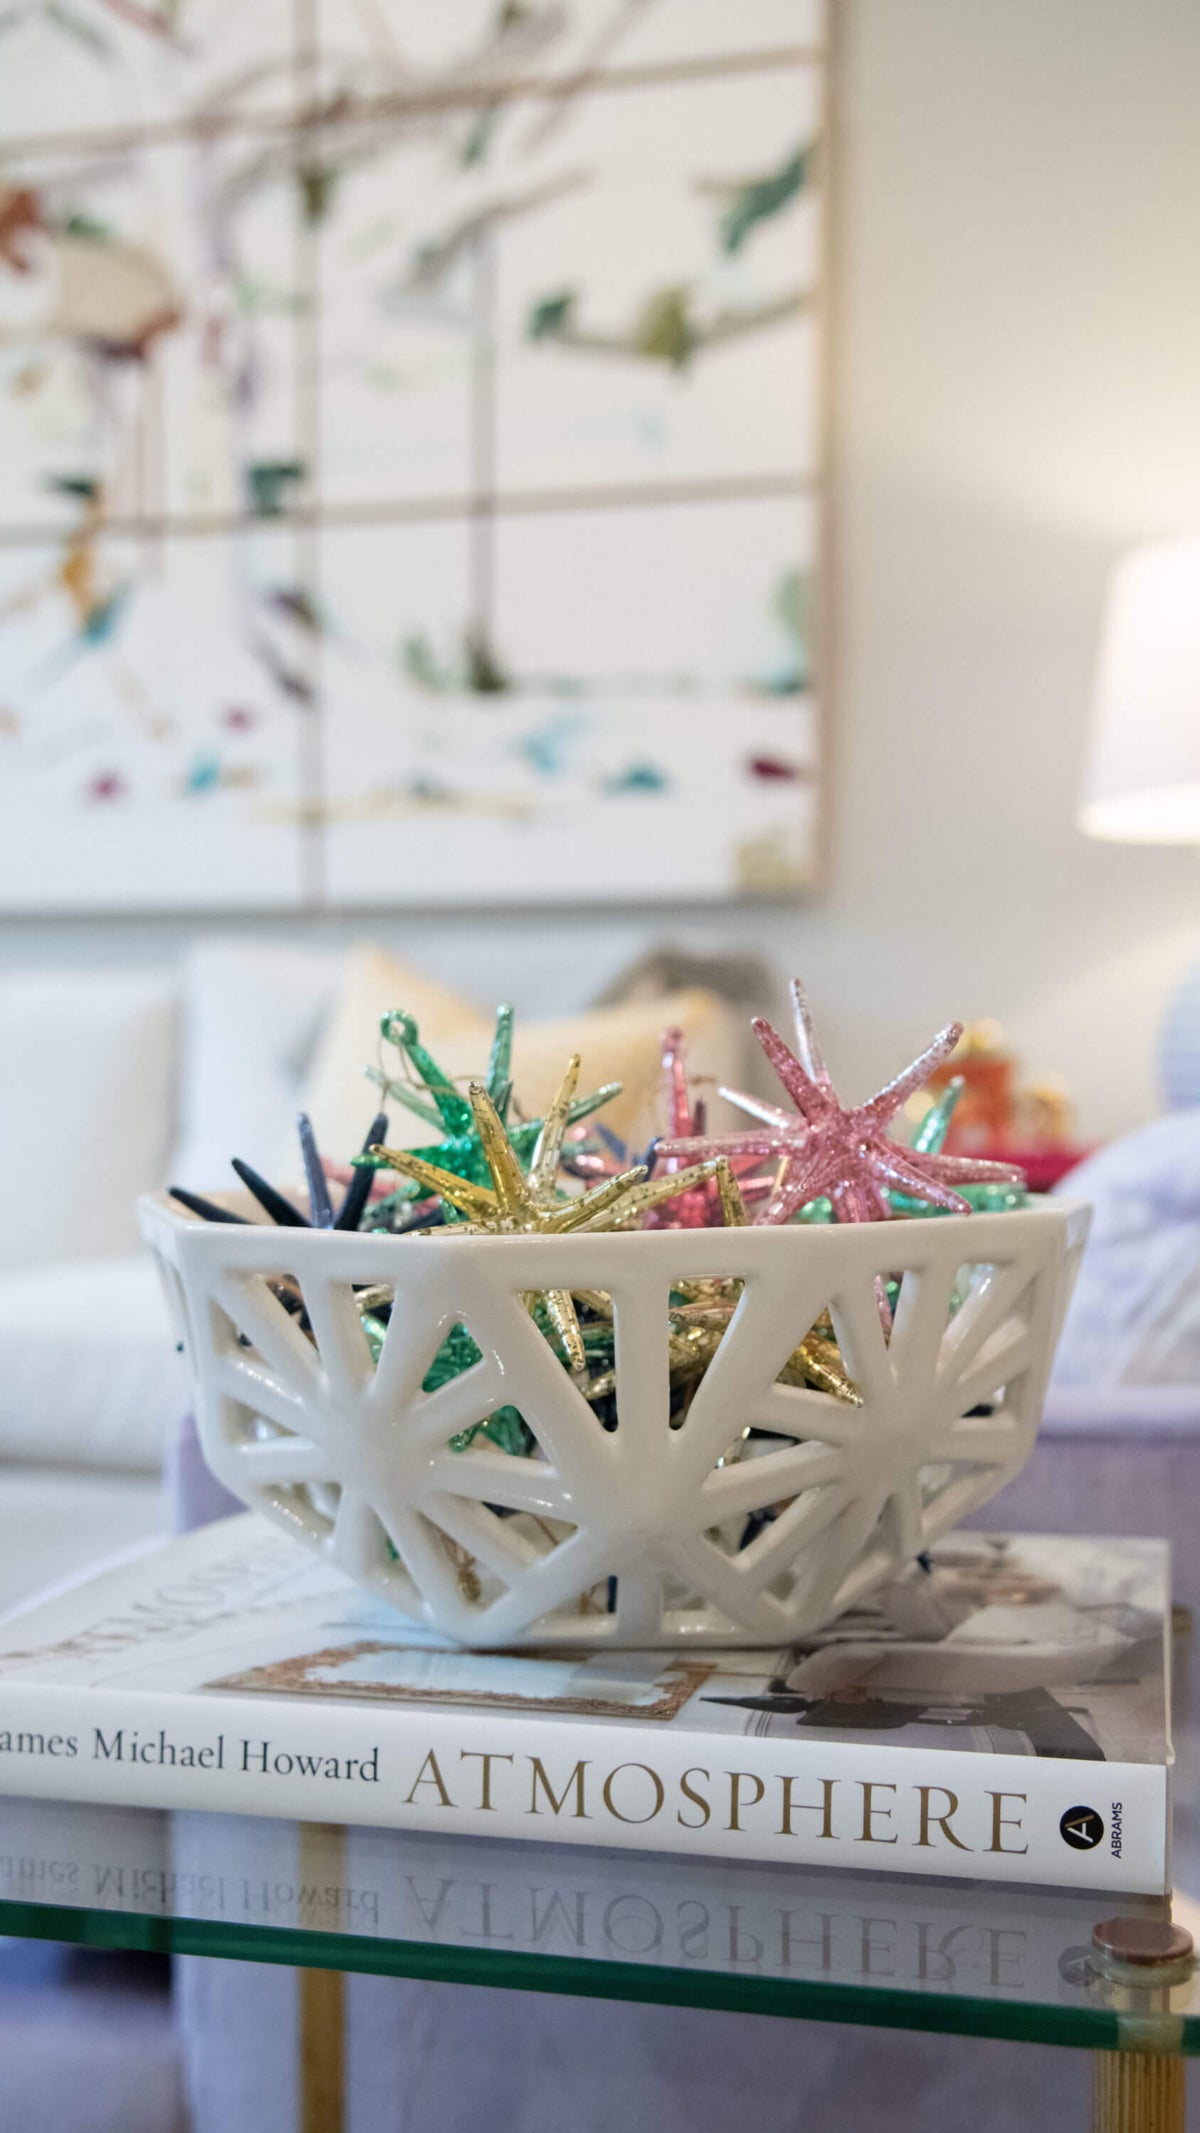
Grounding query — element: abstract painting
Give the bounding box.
[0,1,826,909]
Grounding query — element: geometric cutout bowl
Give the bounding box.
[141,1196,1089,1648]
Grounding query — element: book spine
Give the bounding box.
[0,1681,1167,1892]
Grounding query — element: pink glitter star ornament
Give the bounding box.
[658,979,1023,1228]
[643,1026,733,1228]
[565,1025,773,1227]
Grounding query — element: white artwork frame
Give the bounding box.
[0,1,827,910]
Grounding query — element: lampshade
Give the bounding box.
[1080,533,1200,843]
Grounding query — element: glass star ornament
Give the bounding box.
[911,1073,963,1156]
[564,1024,711,1214]
[658,979,1023,1228]
[360,1006,621,1222]
[372,1004,515,1136]
[368,1057,725,1371]
[644,1026,776,1229]
[561,1107,655,1189]
[662,1166,862,1406]
[169,1109,395,1236]
[888,1074,1026,1218]
[168,1109,441,1344]
[664,1304,860,1405]
[565,1025,774,1225]
[786,1073,1016,1225]
[554,1165,841,1409]
[579,1288,861,1410]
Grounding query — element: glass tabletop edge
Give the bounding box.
[0,1895,1171,2057]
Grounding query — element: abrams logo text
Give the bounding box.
[1059,1805,1105,1851]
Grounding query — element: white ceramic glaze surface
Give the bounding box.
[141,1198,1088,1647]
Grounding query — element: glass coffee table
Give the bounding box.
[0,1792,1195,2133]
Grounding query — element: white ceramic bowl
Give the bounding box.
[141,1196,1088,1647]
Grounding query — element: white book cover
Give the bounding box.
[0,1516,1171,1893]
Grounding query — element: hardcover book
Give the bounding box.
[0,1516,1171,1893]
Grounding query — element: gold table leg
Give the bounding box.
[1090,1917,1194,2133]
[300,1967,345,2133]
[1093,2050,1185,2133]
[298,1825,346,2133]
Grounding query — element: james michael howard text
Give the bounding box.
[89,1731,381,1781]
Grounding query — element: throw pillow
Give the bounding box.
[304,944,745,1160]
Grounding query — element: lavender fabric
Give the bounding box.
[1052,1111,1200,1393]
[167,1411,242,1534]
[174,1957,1098,2133]
[0,1945,185,2133]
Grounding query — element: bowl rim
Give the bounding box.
[139,1188,1090,1265]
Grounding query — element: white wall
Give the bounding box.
[4,0,1200,1141]
[808,0,1200,1137]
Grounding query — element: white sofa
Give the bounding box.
[0,941,345,1613]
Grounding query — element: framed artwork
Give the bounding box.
[0,1,827,911]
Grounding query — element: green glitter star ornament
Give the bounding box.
[360,1006,621,1223]
[372,1004,514,1133]
[889,1074,1027,1216]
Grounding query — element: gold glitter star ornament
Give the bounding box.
[369,1057,724,1371]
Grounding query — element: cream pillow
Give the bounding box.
[502,990,745,1146]
[304,945,746,1160]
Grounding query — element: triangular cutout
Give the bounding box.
[664,1274,743,1432]
[773,1305,859,1403]
[942,1260,1040,1416]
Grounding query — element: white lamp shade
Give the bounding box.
[1081,534,1200,842]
